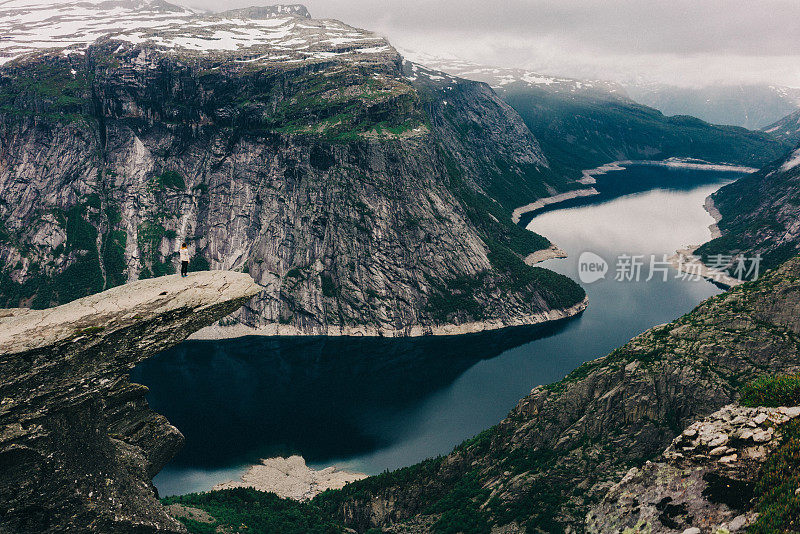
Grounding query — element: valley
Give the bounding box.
[135,164,742,498]
[2,1,800,533]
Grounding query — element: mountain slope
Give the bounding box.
[402,54,791,180]
[624,83,800,129]
[763,108,800,144]
[0,1,586,335]
[696,145,800,275]
[404,62,576,210]
[502,84,790,179]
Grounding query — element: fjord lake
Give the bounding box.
[133,164,748,496]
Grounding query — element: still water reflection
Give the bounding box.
[133,164,746,496]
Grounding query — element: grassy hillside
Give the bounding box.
[696,145,800,276]
[500,84,792,179]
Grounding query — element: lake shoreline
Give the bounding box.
[524,244,568,265]
[665,194,743,290]
[148,165,735,497]
[211,456,367,501]
[667,246,744,289]
[511,188,599,224]
[190,295,589,340]
[512,158,757,223]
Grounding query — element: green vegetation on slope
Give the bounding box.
[501,85,791,180]
[424,145,585,324]
[696,149,800,277]
[156,170,186,191]
[198,64,427,141]
[409,72,577,213]
[749,418,800,533]
[741,374,800,408]
[0,199,105,308]
[0,56,91,122]
[739,374,800,533]
[162,488,345,534]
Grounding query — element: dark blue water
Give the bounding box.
[133,164,748,496]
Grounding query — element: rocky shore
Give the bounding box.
[668,246,744,289]
[579,158,757,187]
[510,188,599,224]
[704,196,724,239]
[524,244,568,265]
[666,192,744,289]
[579,161,627,184]
[213,456,367,501]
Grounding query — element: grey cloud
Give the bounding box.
[178,0,800,86]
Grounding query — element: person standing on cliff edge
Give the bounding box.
[179,243,190,278]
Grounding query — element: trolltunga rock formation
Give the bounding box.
[0,271,261,533]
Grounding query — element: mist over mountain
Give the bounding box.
[399,51,790,180]
[180,0,800,89]
[763,108,800,144]
[624,83,800,129]
[4,2,800,534]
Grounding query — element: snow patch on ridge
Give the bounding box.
[399,47,622,95]
[0,0,392,66]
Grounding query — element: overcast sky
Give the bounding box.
[181,0,800,87]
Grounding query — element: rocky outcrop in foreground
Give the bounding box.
[0,271,261,533]
[587,404,800,533]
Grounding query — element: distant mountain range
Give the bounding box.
[624,83,800,130]
[401,51,791,180]
[400,49,626,97]
[402,51,800,132]
[763,108,800,144]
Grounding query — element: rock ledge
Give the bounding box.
[587,403,800,533]
[0,271,261,533]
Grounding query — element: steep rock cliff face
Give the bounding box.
[315,256,800,532]
[406,62,572,210]
[0,3,585,336]
[0,271,261,533]
[697,145,800,275]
